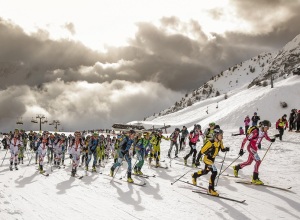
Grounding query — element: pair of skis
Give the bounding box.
[224,174,292,192]
[178,180,246,203]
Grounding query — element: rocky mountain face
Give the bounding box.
[146,34,300,120]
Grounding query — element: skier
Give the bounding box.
[97,134,106,166]
[244,115,251,133]
[53,136,65,167]
[38,138,48,173]
[149,129,169,167]
[179,126,189,151]
[276,114,288,141]
[184,124,203,167]
[110,130,136,183]
[8,129,23,170]
[233,120,275,184]
[133,132,151,175]
[86,133,99,172]
[167,128,180,158]
[69,131,85,177]
[191,129,229,196]
[203,122,216,141]
[81,135,90,166]
[47,134,55,164]
[251,112,260,126]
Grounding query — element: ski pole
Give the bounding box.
[261,142,273,163]
[215,151,227,186]
[219,155,241,176]
[171,167,194,185]
[0,148,9,166]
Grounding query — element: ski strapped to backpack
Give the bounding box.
[247,126,259,137]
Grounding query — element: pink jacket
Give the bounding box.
[244,117,250,126]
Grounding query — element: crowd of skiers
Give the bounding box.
[0,111,297,196]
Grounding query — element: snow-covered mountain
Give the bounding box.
[144,34,300,121]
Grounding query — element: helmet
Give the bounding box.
[209,122,215,127]
[195,124,201,129]
[283,114,287,118]
[239,127,243,129]
[175,128,180,132]
[254,112,257,115]
[128,130,136,135]
[214,125,220,129]
[143,132,150,137]
[93,133,99,137]
[213,128,223,137]
[261,120,271,127]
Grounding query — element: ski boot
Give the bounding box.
[208,188,219,196]
[110,168,114,177]
[155,161,160,168]
[252,172,264,185]
[191,173,197,185]
[233,165,240,177]
[71,168,76,177]
[127,172,134,183]
[14,163,18,170]
[137,170,143,175]
[39,165,45,174]
[10,163,13,171]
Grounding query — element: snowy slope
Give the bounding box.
[146,34,300,119]
[1,74,300,220]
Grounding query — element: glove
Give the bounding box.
[225,147,230,152]
[270,138,275,142]
[239,149,244,156]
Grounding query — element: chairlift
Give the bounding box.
[31,117,38,123]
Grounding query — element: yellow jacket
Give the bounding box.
[201,139,225,165]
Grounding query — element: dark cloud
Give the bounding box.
[227,0,300,48]
[64,22,76,35]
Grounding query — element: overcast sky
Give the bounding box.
[0,0,300,132]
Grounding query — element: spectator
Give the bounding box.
[276,114,288,141]
[251,112,260,126]
[244,115,250,133]
[288,109,297,131]
[296,110,300,133]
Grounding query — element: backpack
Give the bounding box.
[247,126,259,138]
